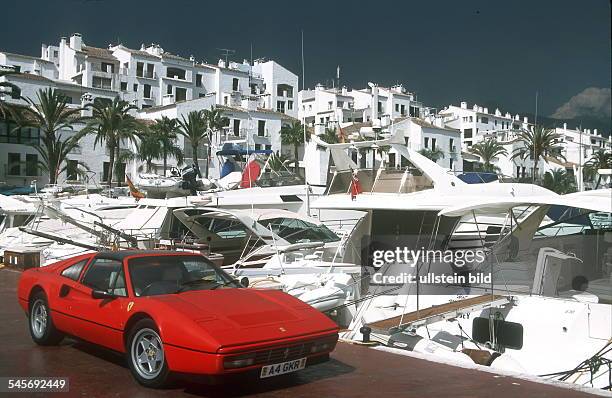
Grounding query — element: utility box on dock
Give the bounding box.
[3,248,41,269]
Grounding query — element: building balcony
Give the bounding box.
[136,71,158,80]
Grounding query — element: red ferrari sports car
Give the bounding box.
[17,251,339,388]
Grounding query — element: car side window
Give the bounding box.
[81,258,127,297]
[60,259,88,281]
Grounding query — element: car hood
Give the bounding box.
[149,288,337,352]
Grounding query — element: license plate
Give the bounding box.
[260,357,307,378]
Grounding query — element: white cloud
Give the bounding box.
[551,87,611,119]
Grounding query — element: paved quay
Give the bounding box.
[0,268,600,397]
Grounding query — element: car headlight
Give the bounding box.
[224,353,256,369]
[309,342,331,354]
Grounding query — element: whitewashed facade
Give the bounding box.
[0,33,300,187]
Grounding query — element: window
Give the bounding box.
[254,144,261,150]
[232,78,239,91]
[481,117,488,124]
[166,67,186,80]
[287,100,293,110]
[328,101,333,110]
[175,88,187,102]
[136,62,144,77]
[143,84,151,99]
[166,84,173,95]
[53,50,59,58]
[395,104,399,112]
[92,76,112,89]
[258,120,265,136]
[233,119,240,136]
[133,83,138,92]
[82,258,126,296]
[469,116,473,122]
[101,62,114,73]
[61,259,88,281]
[516,166,521,177]
[401,104,406,115]
[195,73,202,87]
[8,153,20,175]
[66,159,78,180]
[388,152,396,167]
[378,101,382,113]
[102,162,110,182]
[464,128,473,139]
[449,158,454,169]
[24,154,37,176]
[450,139,455,152]
[277,101,285,113]
[120,81,127,91]
[276,84,293,97]
[431,138,437,150]
[265,144,272,151]
[424,137,429,149]
[494,120,498,126]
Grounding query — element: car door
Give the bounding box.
[63,257,132,352]
[52,258,91,334]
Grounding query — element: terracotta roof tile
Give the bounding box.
[82,46,118,61]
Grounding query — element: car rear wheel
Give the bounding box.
[29,292,63,345]
[127,319,170,388]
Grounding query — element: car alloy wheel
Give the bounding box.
[131,328,165,380]
[30,299,48,339]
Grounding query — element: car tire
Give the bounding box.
[29,291,64,345]
[127,318,170,388]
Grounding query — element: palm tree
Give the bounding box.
[268,152,292,172]
[22,88,85,184]
[280,121,305,173]
[137,131,162,173]
[151,116,183,175]
[584,149,612,189]
[0,68,21,120]
[177,110,208,177]
[511,126,565,181]
[542,169,576,194]
[83,97,143,187]
[418,148,445,162]
[469,138,508,172]
[320,127,339,144]
[202,106,228,178]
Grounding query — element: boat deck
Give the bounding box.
[0,268,596,397]
[367,294,510,333]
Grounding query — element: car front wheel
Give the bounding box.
[29,292,63,345]
[127,319,170,388]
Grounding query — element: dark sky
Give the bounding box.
[1,0,610,119]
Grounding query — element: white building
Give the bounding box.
[298,83,427,135]
[0,33,300,187]
[137,96,297,179]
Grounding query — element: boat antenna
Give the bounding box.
[533,90,538,184]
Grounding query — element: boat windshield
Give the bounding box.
[262,217,340,244]
[128,255,240,296]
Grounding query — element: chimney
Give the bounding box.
[483,107,488,114]
[472,104,478,111]
[315,83,324,91]
[594,129,598,135]
[218,59,226,68]
[341,86,347,96]
[523,117,528,123]
[495,108,501,116]
[563,122,567,130]
[460,101,467,109]
[60,37,67,47]
[70,33,82,51]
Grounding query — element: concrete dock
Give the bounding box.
[0,268,600,397]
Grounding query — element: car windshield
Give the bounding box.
[128,255,240,296]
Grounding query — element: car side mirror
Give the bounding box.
[91,289,116,299]
[240,277,249,288]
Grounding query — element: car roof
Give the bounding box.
[94,250,199,261]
